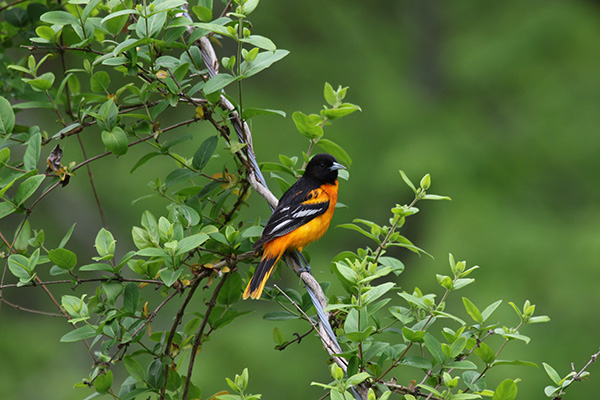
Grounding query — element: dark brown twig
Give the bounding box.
[182,271,232,400]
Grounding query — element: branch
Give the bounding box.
[160,270,210,399]
[189,19,364,398]
[0,297,64,317]
[0,0,27,13]
[182,270,232,400]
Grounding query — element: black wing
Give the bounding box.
[254,179,329,249]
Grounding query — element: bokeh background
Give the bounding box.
[2,0,600,399]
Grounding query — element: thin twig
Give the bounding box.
[0,277,163,289]
[0,0,27,13]
[160,269,211,399]
[130,288,181,339]
[1,298,65,317]
[182,271,232,400]
[573,347,600,381]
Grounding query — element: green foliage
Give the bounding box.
[0,1,585,400]
[307,174,549,399]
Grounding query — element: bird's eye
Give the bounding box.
[320,162,326,168]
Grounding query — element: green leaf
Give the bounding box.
[102,127,128,156]
[14,175,45,206]
[543,363,561,386]
[240,35,276,51]
[260,162,296,177]
[399,170,417,193]
[131,152,161,174]
[345,308,367,333]
[105,8,135,34]
[59,224,76,248]
[0,96,15,136]
[474,342,495,364]
[26,72,55,91]
[160,269,182,287]
[241,49,289,78]
[101,56,128,66]
[527,315,551,324]
[337,222,378,242]
[24,131,41,171]
[463,370,486,392]
[446,360,477,370]
[400,356,432,369]
[263,311,300,321]
[98,99,118,131]
[324,82,337,106]
[95,228,116,259]
[48,248,77,270]
[136,247,169,258]
[242,107,286,120]
[0,148,9,166]
[481,300,503,322]
[450,336,468,357]
[40,10,78,25]
[102,281,123,305]
[241,225,263,239]
[495,330,531,344]
[0,202,16,219]
[462,297,483,324]
[242,0,259,14]
[60,325,97,342]
[346,327,374,342]
[165,169,197,188]
[346,372,370,386]
[192,22,231,36]
[13,220,31,253]
[362,282,394,305]
[292,111,323,139]
[124,355,145,382]
[141,210,160,245]
[192,4,212,22]
[192,135,218,170]
[101,8,138,24]
[146,359,165,389]
[203,73,237,95]
[8,254,31,280]
[273,327,285,345]
[397,292,429,310]
[423,333,447,365]
[333,261,358,285]
[492,379,518,400]
[321,103,361,120]
[79,263,113,272]
[123,283,139,313]
[4,7,28,27]
[81,0,101,22]
[151,0,187,13]
[94,370,113,394]
[316,139,352,167]
[136,10,167,38]
[217,273,242,306]
[90,71,110,93]
[176,233,209,256]
[492,359,538,368]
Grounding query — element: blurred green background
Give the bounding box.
[2,0,600,399]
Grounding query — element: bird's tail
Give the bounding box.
[243,254,280,300]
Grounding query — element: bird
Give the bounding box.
[243,153,346,300]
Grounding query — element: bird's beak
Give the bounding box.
[330,162,346,171]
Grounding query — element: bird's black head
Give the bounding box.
[303,153,346,184]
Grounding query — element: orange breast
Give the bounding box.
[262,181,339,257]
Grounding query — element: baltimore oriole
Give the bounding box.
[243,153,346,300]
